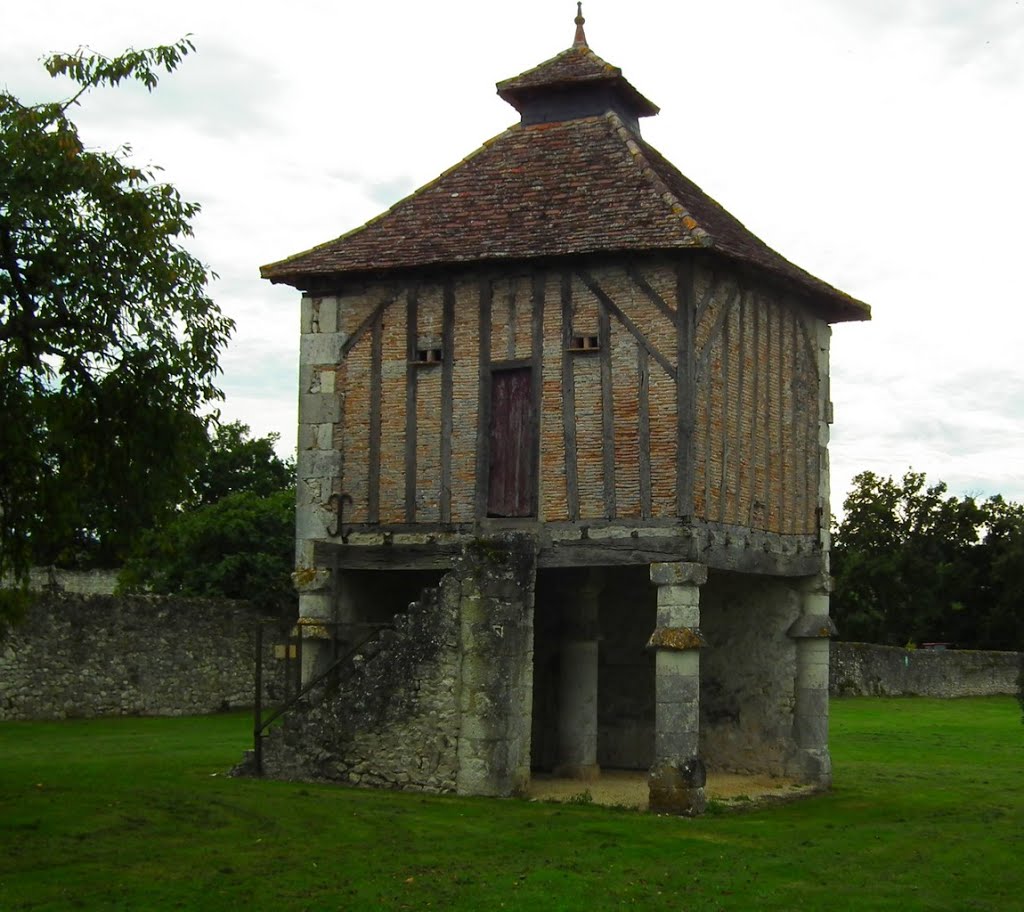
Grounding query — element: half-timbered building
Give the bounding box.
[258,7,869,813]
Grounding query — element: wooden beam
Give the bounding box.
[676,258,696,520]
[626,263,676,323]
[695,267,718,328]
[736,291,748,525]
[367,314,382,523]
[697,282,741,374]
[314,541,460,571]
[474,278,493,519]
[750,291,762,529]
[598,298,616,519]
[531,270,545,521]
[637,345,652,520]
[576,269,677,380]
[340,291,399,361]
[718,289,730,525]
[561,271,580,521]
[404,287,418,522]
[440,279,455,524]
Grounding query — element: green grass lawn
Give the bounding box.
[1,697,1021,910]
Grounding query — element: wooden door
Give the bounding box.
[487,367,536,517]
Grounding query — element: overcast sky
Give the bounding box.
[5,0,1023,512]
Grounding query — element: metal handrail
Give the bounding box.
[252,620,391,775]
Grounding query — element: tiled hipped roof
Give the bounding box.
[262,30,870,323]
[262,111,869,321]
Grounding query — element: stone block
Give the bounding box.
[655,648,700,678]
[655,700,699,737]
[795,686,829,720]
[301,450,342,479]
[292,567,331,593]
[299,393,342,425]
[315,297,338,334]
[793,711,829,750]
[650,562,708,587]
[295,504,332,540]
[657,585,700,609]
[316,423,334,450]
[300,333,342,366]
[648,760,707,816]
[654,672,699,704]
[300,296,313,334]
[656,602,699,628]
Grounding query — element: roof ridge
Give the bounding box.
[603,111,713,248]
[261,124,522,277]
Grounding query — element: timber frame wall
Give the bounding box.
[296,251,831,575]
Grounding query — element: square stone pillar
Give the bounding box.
[786,575,836,785]
[554,572,602,781]
[647,562,707,815]
[292,567,336,684]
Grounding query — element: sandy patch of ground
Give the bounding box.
[526,769,818,810]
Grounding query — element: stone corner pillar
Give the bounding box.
[292,566,336,684]
[647,562,707,816]
[455,534,537,798]
[785,574,835,785]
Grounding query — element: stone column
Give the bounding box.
[554,572,602,781]
[786,574,836,785]
[455,533,537,797]
[648,561,707,815]
[292,567,336,684]
[294,293,344,686]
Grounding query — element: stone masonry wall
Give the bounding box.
[253,533,537,797]
[699,571,802,775]
[830,642,1020,698]
[0,592,291,721]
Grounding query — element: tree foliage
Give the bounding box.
[120,489,295,613]
[120,423,296,612]
[190,421,294,508]
[0,38,234,619]
[832,471,1024,651]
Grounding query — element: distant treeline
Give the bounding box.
[831,471,1024,652]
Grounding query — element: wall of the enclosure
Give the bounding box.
[691,265,827,536]
[830,642,1021,697]
[0,593,290,721]
[699,571,803,775]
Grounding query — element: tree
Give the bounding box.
[120,489,295,613]
[120,422,296,612]
[0,39,234,626]
[832,470,1023,651]
[191,421,294,508]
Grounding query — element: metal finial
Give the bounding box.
[573,2,588,47]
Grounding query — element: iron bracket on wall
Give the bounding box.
[326,493,353,542]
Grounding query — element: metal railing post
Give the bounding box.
[253,624,264,776]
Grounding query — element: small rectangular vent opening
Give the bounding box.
[569,334,600,352]
[414,347,443,365]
